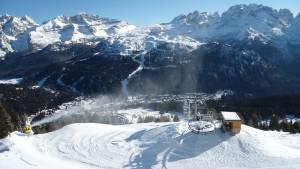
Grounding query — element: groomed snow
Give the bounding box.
[1,122,300,169]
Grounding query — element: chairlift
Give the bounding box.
[184,99,216,134]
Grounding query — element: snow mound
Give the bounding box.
[1,123,300,169]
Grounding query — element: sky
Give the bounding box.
[0,0,299,25]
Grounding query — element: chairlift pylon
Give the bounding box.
[184,99,216,134]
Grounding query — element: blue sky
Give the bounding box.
[0,0,299,25]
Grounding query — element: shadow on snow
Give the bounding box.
[124,124,233,169]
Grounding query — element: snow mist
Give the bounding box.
[31,95,127,127]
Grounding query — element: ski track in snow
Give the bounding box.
[0,78,23,84]
[1,122,300,169]
[121,50,179,96]
[121,50,147,96]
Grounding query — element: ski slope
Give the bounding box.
[1,122,300,169]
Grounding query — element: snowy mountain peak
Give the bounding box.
[223,4,279,17]
[20,15,38,26]
[42,13,123,28]
[0,14,11,23]
[286,13,300,43]
[0,15,38,58]
[210,4,296,41]
[1,4,300,59]
[29,13,136,49]
[0,14,37,26]
[278,9,294,25]
[0,15,37,36]
[224,4,284,23]
[165,4,295,42]
[171,11,220,26]
[294,13,300,23]
[222,4,293,27]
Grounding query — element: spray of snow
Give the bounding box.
[31,95,125,127]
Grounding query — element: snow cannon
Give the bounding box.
[23,120,33,135]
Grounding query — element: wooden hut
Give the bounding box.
[221,111,241,133]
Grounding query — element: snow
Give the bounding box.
[121,79,129,96]
[2,12,203,58]
[188,120,216,133]
[1,123,300,169]
[163,4,295,44]
[29,29,61,48]
[2,4,300,56]
[36,76,50,87]
[0,78,23,84]
[221,111,241,121]
[0,49,6,58]
[117,108,173,123]
[56,75,65,86]
[285,115,300,123]
[272,27,284,36]
[121,50,147,96]
[21,16,38,26]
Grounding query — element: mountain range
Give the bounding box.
[1,4,300,96]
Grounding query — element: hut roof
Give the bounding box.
[221,111,241,121]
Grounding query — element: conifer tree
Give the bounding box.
[173,114,179,122]
[269,114,279,131]
[0,104,14,138]
[293,121,300,133]
[289,121,297,134]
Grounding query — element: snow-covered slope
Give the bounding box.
[0,78,22,84]
[1,122,300,169]
[29,13,136,49]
